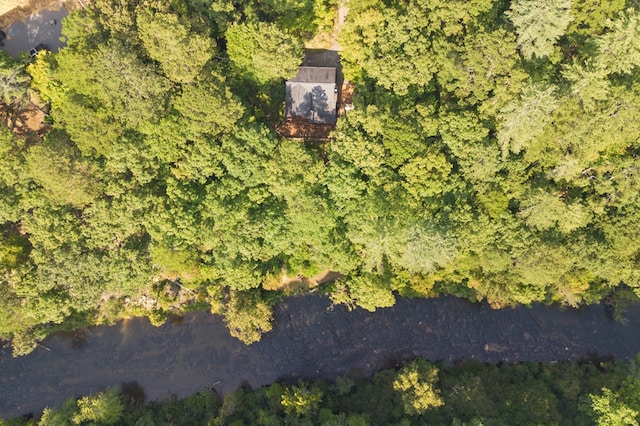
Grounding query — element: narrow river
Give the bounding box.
[1,296,640,418]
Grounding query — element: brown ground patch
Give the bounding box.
[0,0,82,28]
[1,0,53,27]
[267,269,344,293]
[0,0,29,18]
[337,82,355,116]
[0,96,50,142]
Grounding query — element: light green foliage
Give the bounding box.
[327,275,396,312]
[9,329,40,356]
[209,0,242,33]
[281,383,323,416]
[399,223,457,274]
[327,280,356,310]
[226,22,302,83]
[587,388,639,426]
[595,9,640,75]
[506,0,574,59]
[527,87,640,183]
[338,90,428,169]
[399,149,452,201]
[345,205,406,272]
[426,0,494,36]
[3,0,640,353]
[71,388,123,425]
[52,42,171,156]
[393,358,444,415]
[439,111,499,184]
[172,74,244,137]
[26,53,59,104]
[39,397,78,425]
[150,244,198,282]
[259,0,329,36]
[137,8,215,83]
[60,7,103,51]
[38,389,125,426]
[209,0,333,38]
[339,4,434,94]
[562,62,610,112]
[340,0,494,94]
[57,42,170,128]
[497,85,558,158]
[92,0,137,38]
[25,130,102,208]
[223,290,274,344]
[504,182,588,223]
[439,29,527,113]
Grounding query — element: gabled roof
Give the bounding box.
[290,66,336,84]
[285,67,337,125]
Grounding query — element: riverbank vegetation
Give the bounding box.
[4,356,640,425]
[1,0,640,353]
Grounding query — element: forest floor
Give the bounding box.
[0,96,50,142]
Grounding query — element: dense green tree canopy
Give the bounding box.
[506,0,574,59]
[137,7,215,83]
[0,0,640,352]
[226,21,303,83]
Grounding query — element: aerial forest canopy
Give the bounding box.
[0,0,640,354]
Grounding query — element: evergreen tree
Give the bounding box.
[506,0,574,59]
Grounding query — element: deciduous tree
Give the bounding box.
[393,358,444,415]
[137,8,215,83]
[226,22,302,83]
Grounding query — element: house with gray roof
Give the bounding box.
[285,66,337,125]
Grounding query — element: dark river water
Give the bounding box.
[1,296,640,417]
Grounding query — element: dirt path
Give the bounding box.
[266,269,344,292]
[306,0,349,51]
[331,1,349,51]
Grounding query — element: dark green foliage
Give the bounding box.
[11,357,640,425]
[0,51,30,105]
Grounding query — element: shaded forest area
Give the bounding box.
[1,0,640,353]
[5,357,640,425]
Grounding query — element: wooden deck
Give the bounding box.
[277,82,355,140]
[276,116,334,140]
